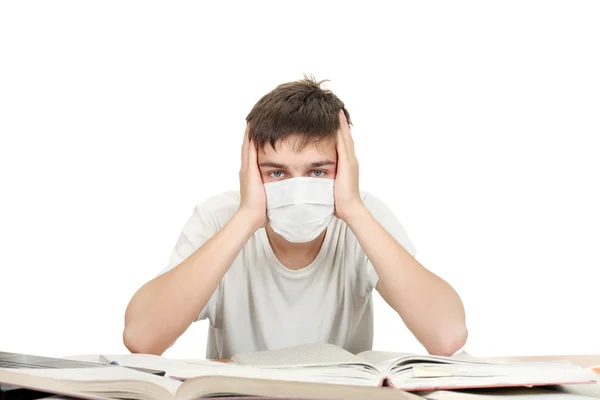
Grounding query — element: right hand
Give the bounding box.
[238,123,267,230]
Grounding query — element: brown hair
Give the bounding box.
[246,74,352,150]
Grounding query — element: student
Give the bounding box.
[123,76,467,360]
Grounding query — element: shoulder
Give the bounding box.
[355,191,417,256]
[196,190,241,214]
[160,191,241,274]
[360,191,396,218]
[191,191,241,230]
[360,191,384,208]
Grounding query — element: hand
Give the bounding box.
[238,123,267,230]
[334,110,365,221]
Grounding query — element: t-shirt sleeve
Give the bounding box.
[157,204,222,324]
[355,193,417,294]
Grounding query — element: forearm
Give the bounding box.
[123,209,258,354]
[345,205,467,356]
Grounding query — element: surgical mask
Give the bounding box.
[264,177,335,243]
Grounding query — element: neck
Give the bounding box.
[265,224,327,271]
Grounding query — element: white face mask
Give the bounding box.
[264,177,335,243]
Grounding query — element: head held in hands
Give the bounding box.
[245,74,352,244]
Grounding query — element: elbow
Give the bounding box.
[123,288,165,355]
[123,324,164,355]
[123,325,145,354]
[427,323,469,357]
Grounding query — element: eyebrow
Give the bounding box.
[258,162,287,169]
[306,160,336,168]
[258,160,336,169]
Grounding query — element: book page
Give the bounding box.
[232,343,374,368]
[388,364,597,391]
[0,366,182,396]
[99,354,222,376]
[358,350,476,365]
[172,362,381,387]
[359,350,530,374]
[424,388,599,400]
[99,354,168,366]
[179,375,420,400]
[358,351,414,364]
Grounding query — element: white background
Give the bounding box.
[1,1,599,359]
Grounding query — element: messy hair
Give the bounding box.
[246,74,352,150]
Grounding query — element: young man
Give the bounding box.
[123,77,467,360]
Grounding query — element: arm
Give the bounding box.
[346,205,467,356]
[123,209,258,355]
[333,110,467,356]
[123,124,266,355]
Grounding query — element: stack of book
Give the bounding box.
[1,343,598,400]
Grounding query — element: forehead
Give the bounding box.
[258,135,337,160]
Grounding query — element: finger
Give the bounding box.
[248,138,258,171]
[339,110,358,157]
[241,123,250,170]
[339,110,350,133]
[347,127,355,155]
[336,118,346,161]
[338,110,353,157]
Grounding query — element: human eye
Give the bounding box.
[310,170,326,177]
[269,171,286,179]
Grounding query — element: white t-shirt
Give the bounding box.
[159,191,416,359]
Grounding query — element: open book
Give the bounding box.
[2,345,596,400]
[221,343,598,391]
[423,386,600,400]
[0,364,419,400]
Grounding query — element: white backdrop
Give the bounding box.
[1,1,599,359]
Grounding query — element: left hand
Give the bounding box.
[334,109,365,221]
